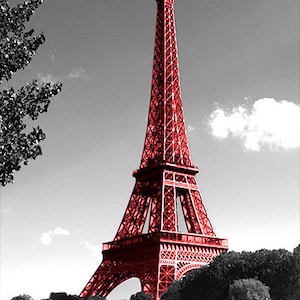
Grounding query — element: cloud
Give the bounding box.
[37,73,57,84]
[80,240,101,258]
[40,232,53,246]
[40,227,70,246]
[67,67,89,80]
[37,66,89,83]
[207,98,300,151]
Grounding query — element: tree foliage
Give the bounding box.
[130,291,152,300]
[85,296,106,300]
[228,278,270,300]
[10,295,34,300]
[162,246,300,300]
[291,244,300,299]
[0,0,62,186]
[48,292,79,300]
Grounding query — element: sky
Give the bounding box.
[1,0,299,299]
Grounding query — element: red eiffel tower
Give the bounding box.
[80,0,228,299]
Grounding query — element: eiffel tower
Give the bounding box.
[80,0,228,299]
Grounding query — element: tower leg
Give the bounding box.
[80,260,141,299]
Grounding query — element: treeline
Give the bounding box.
[11,245,300,300]
[11,292,143,300]
[162,244,300,300]
[11,294,105,300]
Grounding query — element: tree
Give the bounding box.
[0,0,62,186]
[49,292,79,300]
[164,248,298,300]
[86,296,106,300]
[130,291,152,300]
[161,279,182,300]
[10,295,34,300]
[290,244,300,300]
[228,278,270,300]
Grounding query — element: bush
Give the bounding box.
[228,278,270,300]
[164,247,300,300]
[11,295,34,300]
[130,291,152,300]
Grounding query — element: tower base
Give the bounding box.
[80,232,228,299]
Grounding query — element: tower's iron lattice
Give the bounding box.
[80,0,228,299]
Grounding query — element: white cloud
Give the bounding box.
[38,67,89,83]
[37,73,57,84]
[40,232,53,246]
[208,98,300,151]
[40,227,70,246]
[80,240,101,258]
[52,227,70,235]
[67,67,89,80]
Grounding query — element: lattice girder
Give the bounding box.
[114,165,215,241]
[140,0,192,168]
[80,0,228,298]
[80,234,227,299]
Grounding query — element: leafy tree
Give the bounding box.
[161,280,182,300]
[164,248,299,300]
[10,295,34,300]
[49,292,79,300]
[0,0,62,186]
[228,278,270,300]
[130,291,152,300]
[86,296,106,300]
[290,244,300,300]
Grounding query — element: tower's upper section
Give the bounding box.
[139,0,194,170]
